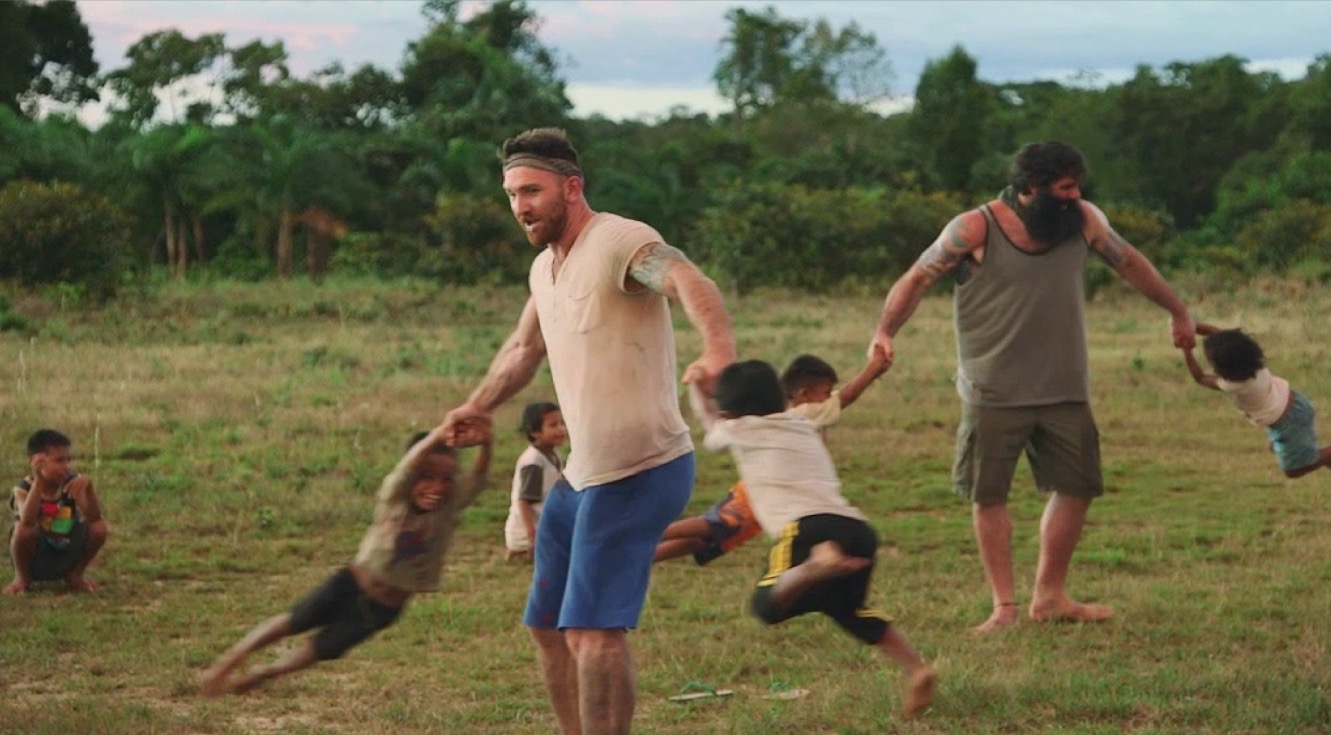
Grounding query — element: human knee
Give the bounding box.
[86,519,110,545]
[750,587,784,626]
[564,628,627,661]
[9,522,39,550]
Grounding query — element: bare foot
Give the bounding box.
[65,576,98,594]
[3,578,31,596]
[805,541,870,582]
[1029,599,1113,624]
[971,604,1020,634]
[199,667,232,698]
[901,665,936,719]
[230,672,264,695]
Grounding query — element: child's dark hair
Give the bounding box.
[1203,329,1265,382]
[519,401,560,443]
[714,360,787,418]
[406,431,456,457]
[27,429,71,457]
[780,354,838,400]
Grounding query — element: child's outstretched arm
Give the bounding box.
[687,379,720,431]
[838,345,893,409]
[471,438,493,482]
[1195,321,1221,337]
[1182,347,1220,390]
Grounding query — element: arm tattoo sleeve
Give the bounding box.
[627,242,687,293]
[915,218,974,280]
[1095,228,1130,269]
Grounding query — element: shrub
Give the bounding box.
[0,180,136,301]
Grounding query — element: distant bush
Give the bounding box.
[0,180,136,302]
[690,181,963,294]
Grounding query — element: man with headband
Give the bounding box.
[440,127,735,735]
[867,141,1196,634]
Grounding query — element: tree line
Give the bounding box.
[2,0,1330,301]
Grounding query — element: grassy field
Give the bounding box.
[0,276,1327,735]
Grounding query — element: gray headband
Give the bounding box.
[502,153,583,178]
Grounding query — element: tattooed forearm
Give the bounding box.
[628,242,687,293]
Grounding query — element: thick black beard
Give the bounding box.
[1020,190,1085,247]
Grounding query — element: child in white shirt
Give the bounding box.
[505,402,567,561]
[689,359,935,720]
[1183,323,1329,477]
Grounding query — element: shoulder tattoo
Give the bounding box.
[627,242,687,292]
[916,215,977,280]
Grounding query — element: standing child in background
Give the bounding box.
[1183,323,1330,477]
[654,350,890,564]
[505,401,566,561]
[689,359,935,719]
[199,426,491,696]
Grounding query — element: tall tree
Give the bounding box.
[0,0,98,116]
[908,45,994,192]
[714,6,893,127]
[105,30,226,128]
[401,0,569,140]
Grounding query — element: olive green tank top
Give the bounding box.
[953,205,1090,407]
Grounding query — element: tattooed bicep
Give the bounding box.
[627,242,687,293]
[914,215,978,280]
[1093,227,1131,269]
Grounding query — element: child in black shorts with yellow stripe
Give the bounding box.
[689,359,936,719]
[200,426,490,696]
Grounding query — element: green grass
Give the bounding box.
[0,276,1328,734]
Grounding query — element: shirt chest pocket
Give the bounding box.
[556,270,605,335]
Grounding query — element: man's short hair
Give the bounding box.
[1009,141,1087,192]
[500,127,580,169]
[27,429,71,457]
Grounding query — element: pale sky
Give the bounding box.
[75,0,1331,121]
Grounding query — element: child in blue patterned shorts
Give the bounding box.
[1183,323,1330,478]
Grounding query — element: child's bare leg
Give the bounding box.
[231,639,320,694]
[200,613,293,697]
[65,519,108,593]
[653,537,707,562]
[768,541,869,611]
[875,627,936,720]
[1286,445,1331,478]
[659,516,709,541]
[3,524,38,595]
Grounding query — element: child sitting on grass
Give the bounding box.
[504,401,566,561]
[200,426,491,696]
[654,350,890,565]
[1183,323,1330,477]
[689,359,935,720]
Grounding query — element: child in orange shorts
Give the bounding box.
[654,350,890,565]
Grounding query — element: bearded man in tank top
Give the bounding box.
[868,141,1197,633]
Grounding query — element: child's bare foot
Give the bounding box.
[901,665,936,719]
[2,578,31,596]
[971,602,1020,634]
[65,576,98,594]
[230,672,264,695]
[805,541,870,582]
[1029,598,1113,624]
[199,667,232,698]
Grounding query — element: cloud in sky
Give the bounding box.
[75,0,1331,121]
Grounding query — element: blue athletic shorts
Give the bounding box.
[1267,391,1319,472]
[523,452,694,630]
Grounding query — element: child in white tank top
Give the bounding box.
[1183,323,1329,478]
